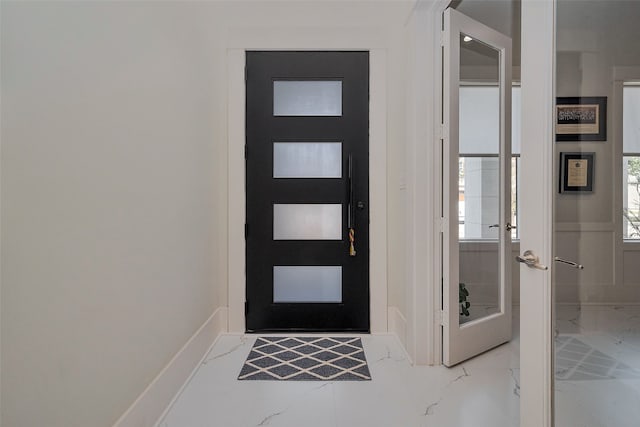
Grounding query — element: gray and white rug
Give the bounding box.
[238,336,371,381]
[555,335,640,381]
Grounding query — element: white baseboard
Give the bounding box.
[387,306,409,360]
[113,307,228,427]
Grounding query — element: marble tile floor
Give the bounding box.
[158,313,521,427]
[554,305,640,427]
[158,305,640,427]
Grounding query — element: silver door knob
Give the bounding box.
[554,257,584,269]
[516,250,548,270]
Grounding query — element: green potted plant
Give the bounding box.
[459,282,470,317]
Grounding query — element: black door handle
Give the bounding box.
[348,154,356,256]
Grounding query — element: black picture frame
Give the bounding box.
[556,97,607,141]
[560,152,594,193]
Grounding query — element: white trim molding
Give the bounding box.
[369,49,389,334]
[613,66,640,81]
[403,0,451,367]
[113,308,227,427]
[227,48,246,333]
[388,306,409,361]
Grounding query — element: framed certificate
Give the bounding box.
[560,152,594,193]
[556,97,607,141]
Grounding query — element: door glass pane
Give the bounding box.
[458,33,502,324]
[459,157,500,240]
[273,266,342,303]
[273,142,342,178]
[273,81,342,116]
[512,87,521,155]
[273,204,342,240]
[460,87,500,154]
[460,86,521,154]
[555,2,640,425]
[512,156,520,240]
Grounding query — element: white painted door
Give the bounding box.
[442,8,513,366]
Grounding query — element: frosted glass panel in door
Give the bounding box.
[273,81,342,116]
[273,266,342,303]
[273,142,342,178]
[273,204,342,240]
[458,33,502,324]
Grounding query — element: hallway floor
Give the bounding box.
[158,313,521,427]
[554,305,640,427]
[158,305,640,427]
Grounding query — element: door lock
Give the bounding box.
[357,201,365,210]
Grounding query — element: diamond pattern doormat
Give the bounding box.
[238,337,371,381]
[555,336,640,381]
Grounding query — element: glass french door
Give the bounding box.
[519,1,640,426]
[442,8,513,366]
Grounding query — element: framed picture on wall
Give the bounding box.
[560,152,595,193]
[555,97,607,141]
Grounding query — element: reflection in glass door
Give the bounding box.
[553,1,640,426]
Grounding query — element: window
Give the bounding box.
[458,86,520,240]
[623,84,640,240]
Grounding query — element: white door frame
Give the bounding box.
[226,38,388,334]
[519,1,555,426]
[406,0,452,366]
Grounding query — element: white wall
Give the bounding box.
[1,3,223,426]
[1,1,417,425]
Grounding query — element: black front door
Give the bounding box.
[245,51,369,332]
